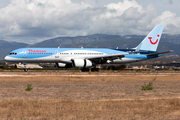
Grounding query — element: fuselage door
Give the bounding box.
[55,50,59,58]
[23,50,27,58]
[137,53,140,59]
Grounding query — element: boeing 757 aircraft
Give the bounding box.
[4,25,173,72]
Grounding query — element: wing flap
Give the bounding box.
[86,53,128,61]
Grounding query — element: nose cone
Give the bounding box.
[4,56,11,61]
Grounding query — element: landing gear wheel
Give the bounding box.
[14,64,17,69]
[24,69,28,72]
[91,68,99,72]
[81,68,90,72]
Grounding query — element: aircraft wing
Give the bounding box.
[146,50,174,56]
[86,53,129,62]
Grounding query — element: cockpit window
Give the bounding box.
[9,52,17,55]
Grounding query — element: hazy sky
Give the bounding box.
[0,0,180,44]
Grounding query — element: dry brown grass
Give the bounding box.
[0,98,180,119]
[0,73,180,119]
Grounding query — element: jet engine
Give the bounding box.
[56,63,73,68]
[56,63,66,67]
[72,59,92,68]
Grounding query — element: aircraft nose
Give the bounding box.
[4,56,10,61]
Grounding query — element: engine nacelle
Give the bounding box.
[72,59,92,68]
[56,63,66,68]
[56,63,73,68]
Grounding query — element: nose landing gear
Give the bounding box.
[24,68,28,72]
[19,63,28,72]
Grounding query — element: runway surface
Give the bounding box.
[0,71,179,77]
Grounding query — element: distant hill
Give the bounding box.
[0,34,180,60]
[28,34,180,55]
[27,34,121,48]
[0,40,28,59]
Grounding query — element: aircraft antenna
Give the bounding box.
[58,44,61,48]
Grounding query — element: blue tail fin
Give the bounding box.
[135,25,164,52]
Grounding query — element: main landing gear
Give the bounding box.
[81,68,99,72]
[91,68,99,72]
[81,64,99,72]
[81,63,99,72]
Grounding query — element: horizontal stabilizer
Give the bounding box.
[146,50,174,56]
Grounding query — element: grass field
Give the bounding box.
[0,72,180,119]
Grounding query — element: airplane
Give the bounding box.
[4,24,173,72]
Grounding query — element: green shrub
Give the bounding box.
[20,118,27,120]
[141,77,156,90]
[25,84,33,91]
[142,82,153,90]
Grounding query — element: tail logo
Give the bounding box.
[148,34,159,45]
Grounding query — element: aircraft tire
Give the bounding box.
[24,69,28,72]
[91,68,99,72]
[81,68,89,72]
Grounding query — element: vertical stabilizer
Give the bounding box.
[135,25,164,51]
